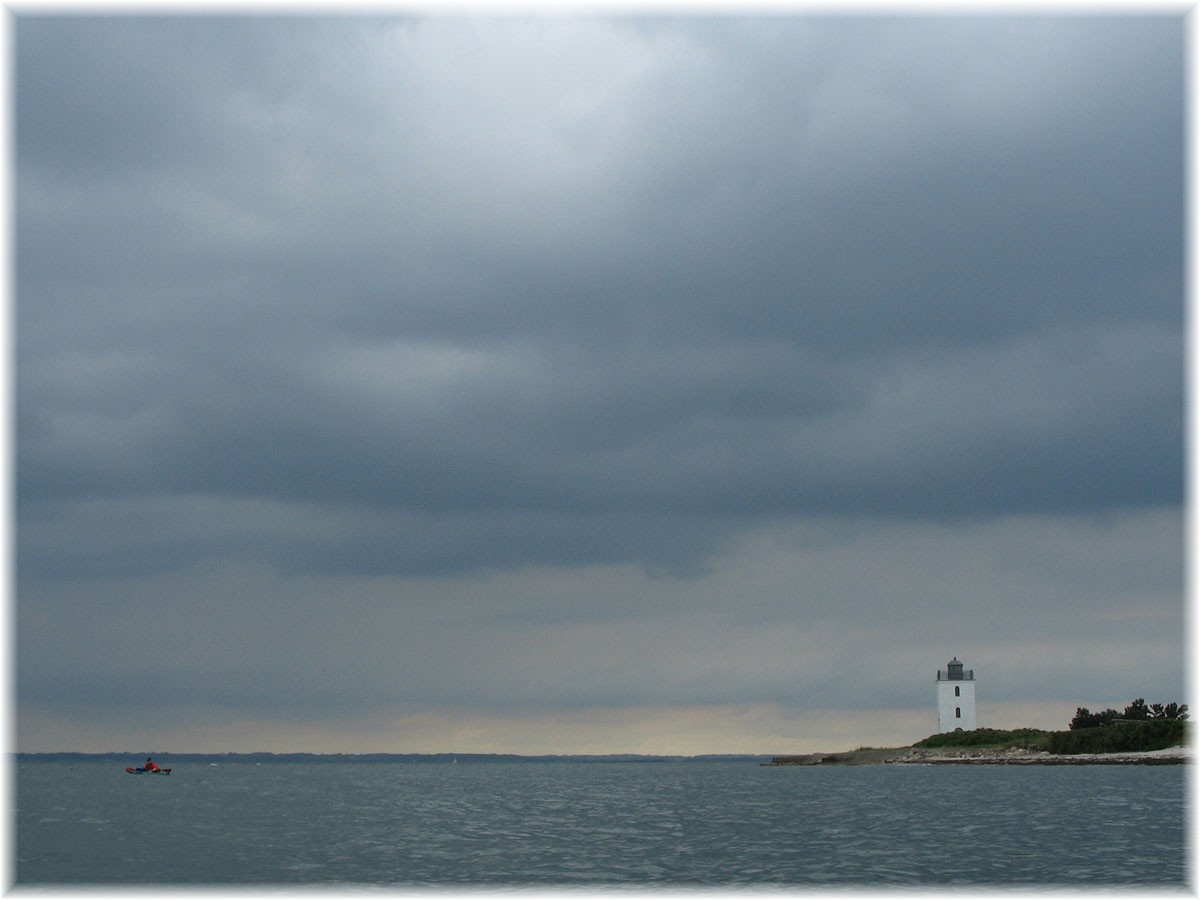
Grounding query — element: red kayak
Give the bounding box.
[125,766,171,775]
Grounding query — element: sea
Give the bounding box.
[13,755,1190,888]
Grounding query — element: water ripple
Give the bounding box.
[16,759,1187,886]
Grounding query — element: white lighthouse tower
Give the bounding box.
[936,657,976,732]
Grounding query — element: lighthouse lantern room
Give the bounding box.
[936,657,976,732]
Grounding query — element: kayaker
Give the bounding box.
[145,757,159,772]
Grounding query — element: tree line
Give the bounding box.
[1068,698,1187,730]
[1048,698,1187,755]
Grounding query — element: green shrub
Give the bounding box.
[913,728,1051,750]
[1046,719,1185,755]
[1070,707,1119,729]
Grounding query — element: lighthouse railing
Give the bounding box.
[936,668,974,681]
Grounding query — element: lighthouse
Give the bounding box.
[936,657,976,732]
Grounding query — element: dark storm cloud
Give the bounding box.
[16,15,1183,581]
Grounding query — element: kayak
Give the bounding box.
[125,766,172,775]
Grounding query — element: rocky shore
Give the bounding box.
[764,745,1190,766]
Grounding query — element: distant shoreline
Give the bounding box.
[14,752,770,764]
[764,746,1190,766]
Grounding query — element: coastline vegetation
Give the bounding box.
[911,698,1188,756]
[913,727,1052,751]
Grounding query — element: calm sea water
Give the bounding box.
[14,758,1188,886]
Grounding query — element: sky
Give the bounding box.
[13,11,1185,755]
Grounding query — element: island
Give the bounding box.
[765,701,1189,766]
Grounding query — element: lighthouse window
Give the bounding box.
[955,686,960,697]
[955,707,961,719]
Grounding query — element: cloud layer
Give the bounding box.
[15,15,1184,752]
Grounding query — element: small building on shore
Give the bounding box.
[937,657,976,732]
